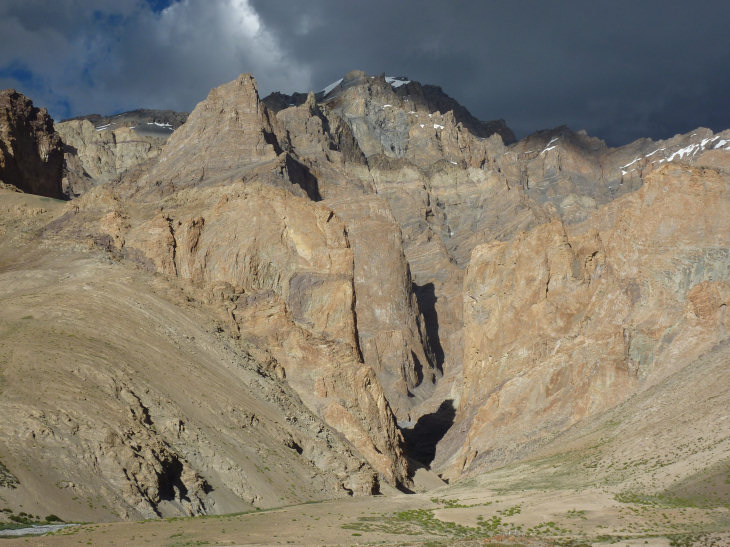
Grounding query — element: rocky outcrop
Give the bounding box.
[56,119,167,197]
[0,89,63,198]
[438,162,730,478]
[135,74,282,192]
[50,76,415,488]
[0,190,379,521]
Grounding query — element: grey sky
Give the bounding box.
[1,0,728,145]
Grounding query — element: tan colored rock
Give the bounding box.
[55,119,166,197]
[135,74,281,192]
[0,190,379,521]
[439,163,730,478]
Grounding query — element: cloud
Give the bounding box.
[0,0,312,119]
[0,0,728,145]
[250,0,730,145]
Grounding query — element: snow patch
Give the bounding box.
[621,157,641,169]
[434,124,444,130]
[147,121,172,128]
[419,124,425,128]
[385,76,410,88]
[540,137,559,154]
[645,148,666,157]
[383,104,392,108]
[321,78,343,96]
[666,143,701,162]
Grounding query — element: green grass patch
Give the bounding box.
[615,491,719,509]
[342,506,527,540]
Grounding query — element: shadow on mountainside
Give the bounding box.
[412,282,444,373]
[401,399,456,468]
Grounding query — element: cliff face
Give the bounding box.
[55,120,167,197]
[0,89,63,198]
[0,190,378,522]
[440,163,730,477]
[3,70,729,520]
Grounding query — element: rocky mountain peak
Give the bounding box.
[262,71,515,146]
[0,89,64,198]
[134,73,284,193]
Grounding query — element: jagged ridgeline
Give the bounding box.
[0,69,728,525]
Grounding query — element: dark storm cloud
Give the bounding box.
[0,0,728,145]
[251,0,730,145]
[0,0,311,119]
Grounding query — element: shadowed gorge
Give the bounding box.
[401,399,456,467]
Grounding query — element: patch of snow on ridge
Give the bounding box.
[147,122,172,128]
[540,137,559,154]
[385,76,410,88]
[622,134,729,171]
[321,78,343,95]
[665,143,701,162]
[434,124,444,130]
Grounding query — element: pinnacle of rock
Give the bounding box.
[0,89,64,198]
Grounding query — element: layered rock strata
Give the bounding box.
[438,162,730,477]
[56,119,167,197]
[0,189,378,522]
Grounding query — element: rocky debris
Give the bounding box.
[55,119,167,197]
[0,89,63,198]
[438,162,730,478]
[0,460,18,488]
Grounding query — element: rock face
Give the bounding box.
[0,89,63,198]
[439,162,730,478]
[61,108,188,133]
[55,119,167,197]
[136,74,281,191]
[0,190,378,521]
[51,75,414,488]
[4,69,730,521]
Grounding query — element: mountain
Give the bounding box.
[60,109,188,135]
[0,89,63,198]
[0,71,728,541]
